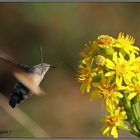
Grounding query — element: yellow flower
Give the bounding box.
[95,55,106,66]
[105,52,137,86]
[78,58,94,93]
[101,107,128,138]
[97,35,115,48]
[126,80,140,100]
[80,41,97,58]
[113,32,139,54]
[90,75,125,111]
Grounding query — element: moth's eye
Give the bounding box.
[43,67,48,72]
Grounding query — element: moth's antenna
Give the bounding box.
[40,46,43,65]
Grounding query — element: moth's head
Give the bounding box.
[33,63,50,77]
[32,46,56,78]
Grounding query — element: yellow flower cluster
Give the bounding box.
[102,107,128,138]
[77,32,140,138]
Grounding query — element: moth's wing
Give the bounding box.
[0,51,31,70]
[13,68,46,96]
[0,50,20,66]
[0,51,45,96]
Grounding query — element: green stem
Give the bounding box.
[131,98,140,132]
[120,95,140,137]
[130,127,140,137]
[131,99,139,120]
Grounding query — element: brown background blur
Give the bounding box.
[0,3,139,137]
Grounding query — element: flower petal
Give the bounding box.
[105,59,115,69]
[128,92,137,100]
[114,91,123,98]
[111,126,118,138]
[103,126,110,136]
[105,71,115,77]
[117,86,126,90]
[113,51,118,63]
[129,53,135,64]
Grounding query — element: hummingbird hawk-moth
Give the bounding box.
[0,47,52,108]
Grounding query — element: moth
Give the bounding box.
[0,47,53,108]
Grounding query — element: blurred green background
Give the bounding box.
[0,3,139,137]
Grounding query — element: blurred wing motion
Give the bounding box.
[0,50,19,66]
[13,69,46,96]
[0,51,45,96]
